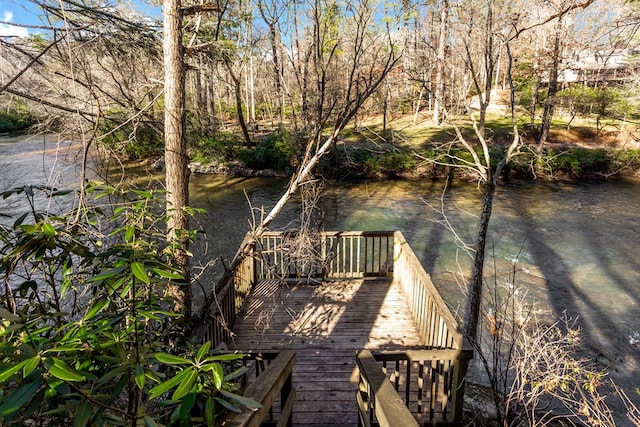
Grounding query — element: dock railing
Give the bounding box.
[224,350,296,427]
[254,231,394,279]
[204,230,471,425]
[392,231,465,349]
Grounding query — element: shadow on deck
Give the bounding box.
[232,278,422,425]
[204,231,472,427]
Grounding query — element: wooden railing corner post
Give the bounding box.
[392,231,402,284]
[450,356,469,423]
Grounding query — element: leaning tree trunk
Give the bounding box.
[462,42,522,342]
[464,172,497,343]
[163,0,192,315]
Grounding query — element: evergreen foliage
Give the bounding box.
[0,184,259,426]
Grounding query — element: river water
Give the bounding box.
[2,135,639,414]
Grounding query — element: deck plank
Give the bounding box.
[231,278,425,426]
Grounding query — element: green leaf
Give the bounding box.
[22,356,40,377]
[48,357,85,382]
[0,378,42,417]
[134,363,145,390]
[133,189,153,199]
[219,389,263,410]
[94,365,128,389]
[21,388,44,419]
[215,396,241,414]
[12,212,29,228]
[155,353,192,365]
[224,366,249,382]
[211,363,223,390]
[101,411,125,425]
[143,415,159,427]
[0,358,32,382]
[148,368,191,400]
[171,367,198,401]
[42,344,84,354]
[74,399,92,427]
[124,226,135,243]
[196,342,211,362]
[42,221,56,236]
[205,353,246,362]
[84,298,109,321]
[138,310,161,321]
[0,307,20,322]
[205,396,215,426]
[131,262,150,284]
[150,267,184,280]
[88,265,127,282]
[179,392,196,425]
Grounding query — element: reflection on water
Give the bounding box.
[2,136,639,408]
[0,135,86,222]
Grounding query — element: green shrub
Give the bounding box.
[378,152,418,172]
[99,114,162,159]
[244,129,295,170]
[547,148,608,177]
[0,184,258,426]
[191,132,244,164]
[0,109,35,133]
[613,149,640,172]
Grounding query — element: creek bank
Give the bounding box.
[178,143,640,182]
[188,160,285,177]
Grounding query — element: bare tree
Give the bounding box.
[433,0,449,125]
[196,0,402,323]
[258,0,286,126]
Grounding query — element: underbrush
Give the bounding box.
[191,129,297,173]
[0,109,36,133]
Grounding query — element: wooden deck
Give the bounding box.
[231,277,426,426]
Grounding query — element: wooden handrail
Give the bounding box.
[357,349,472,425]
[356,350,419,427]
[393,231,465,349]
[225,350,296,427]
[255,231,394,279]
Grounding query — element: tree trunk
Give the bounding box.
[163,0,191,315]
[259,1,284,125]
[537,19,563,151]
[433,0,448,125]
[464,172,496,343]
[226,61,253,146]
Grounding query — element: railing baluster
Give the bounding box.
[356,235,361,276]
[430,359,438,419]
[394,360,400,391]
[417,360,424,416]
[405,360,411,406]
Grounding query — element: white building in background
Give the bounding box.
[561,48,640,84]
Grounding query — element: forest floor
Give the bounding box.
[188,108,640,179]
[339,109,640,152]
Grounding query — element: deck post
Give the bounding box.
[450,355,470,422]
[250,243,257,285]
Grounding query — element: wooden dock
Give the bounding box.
[231,278,426,426]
